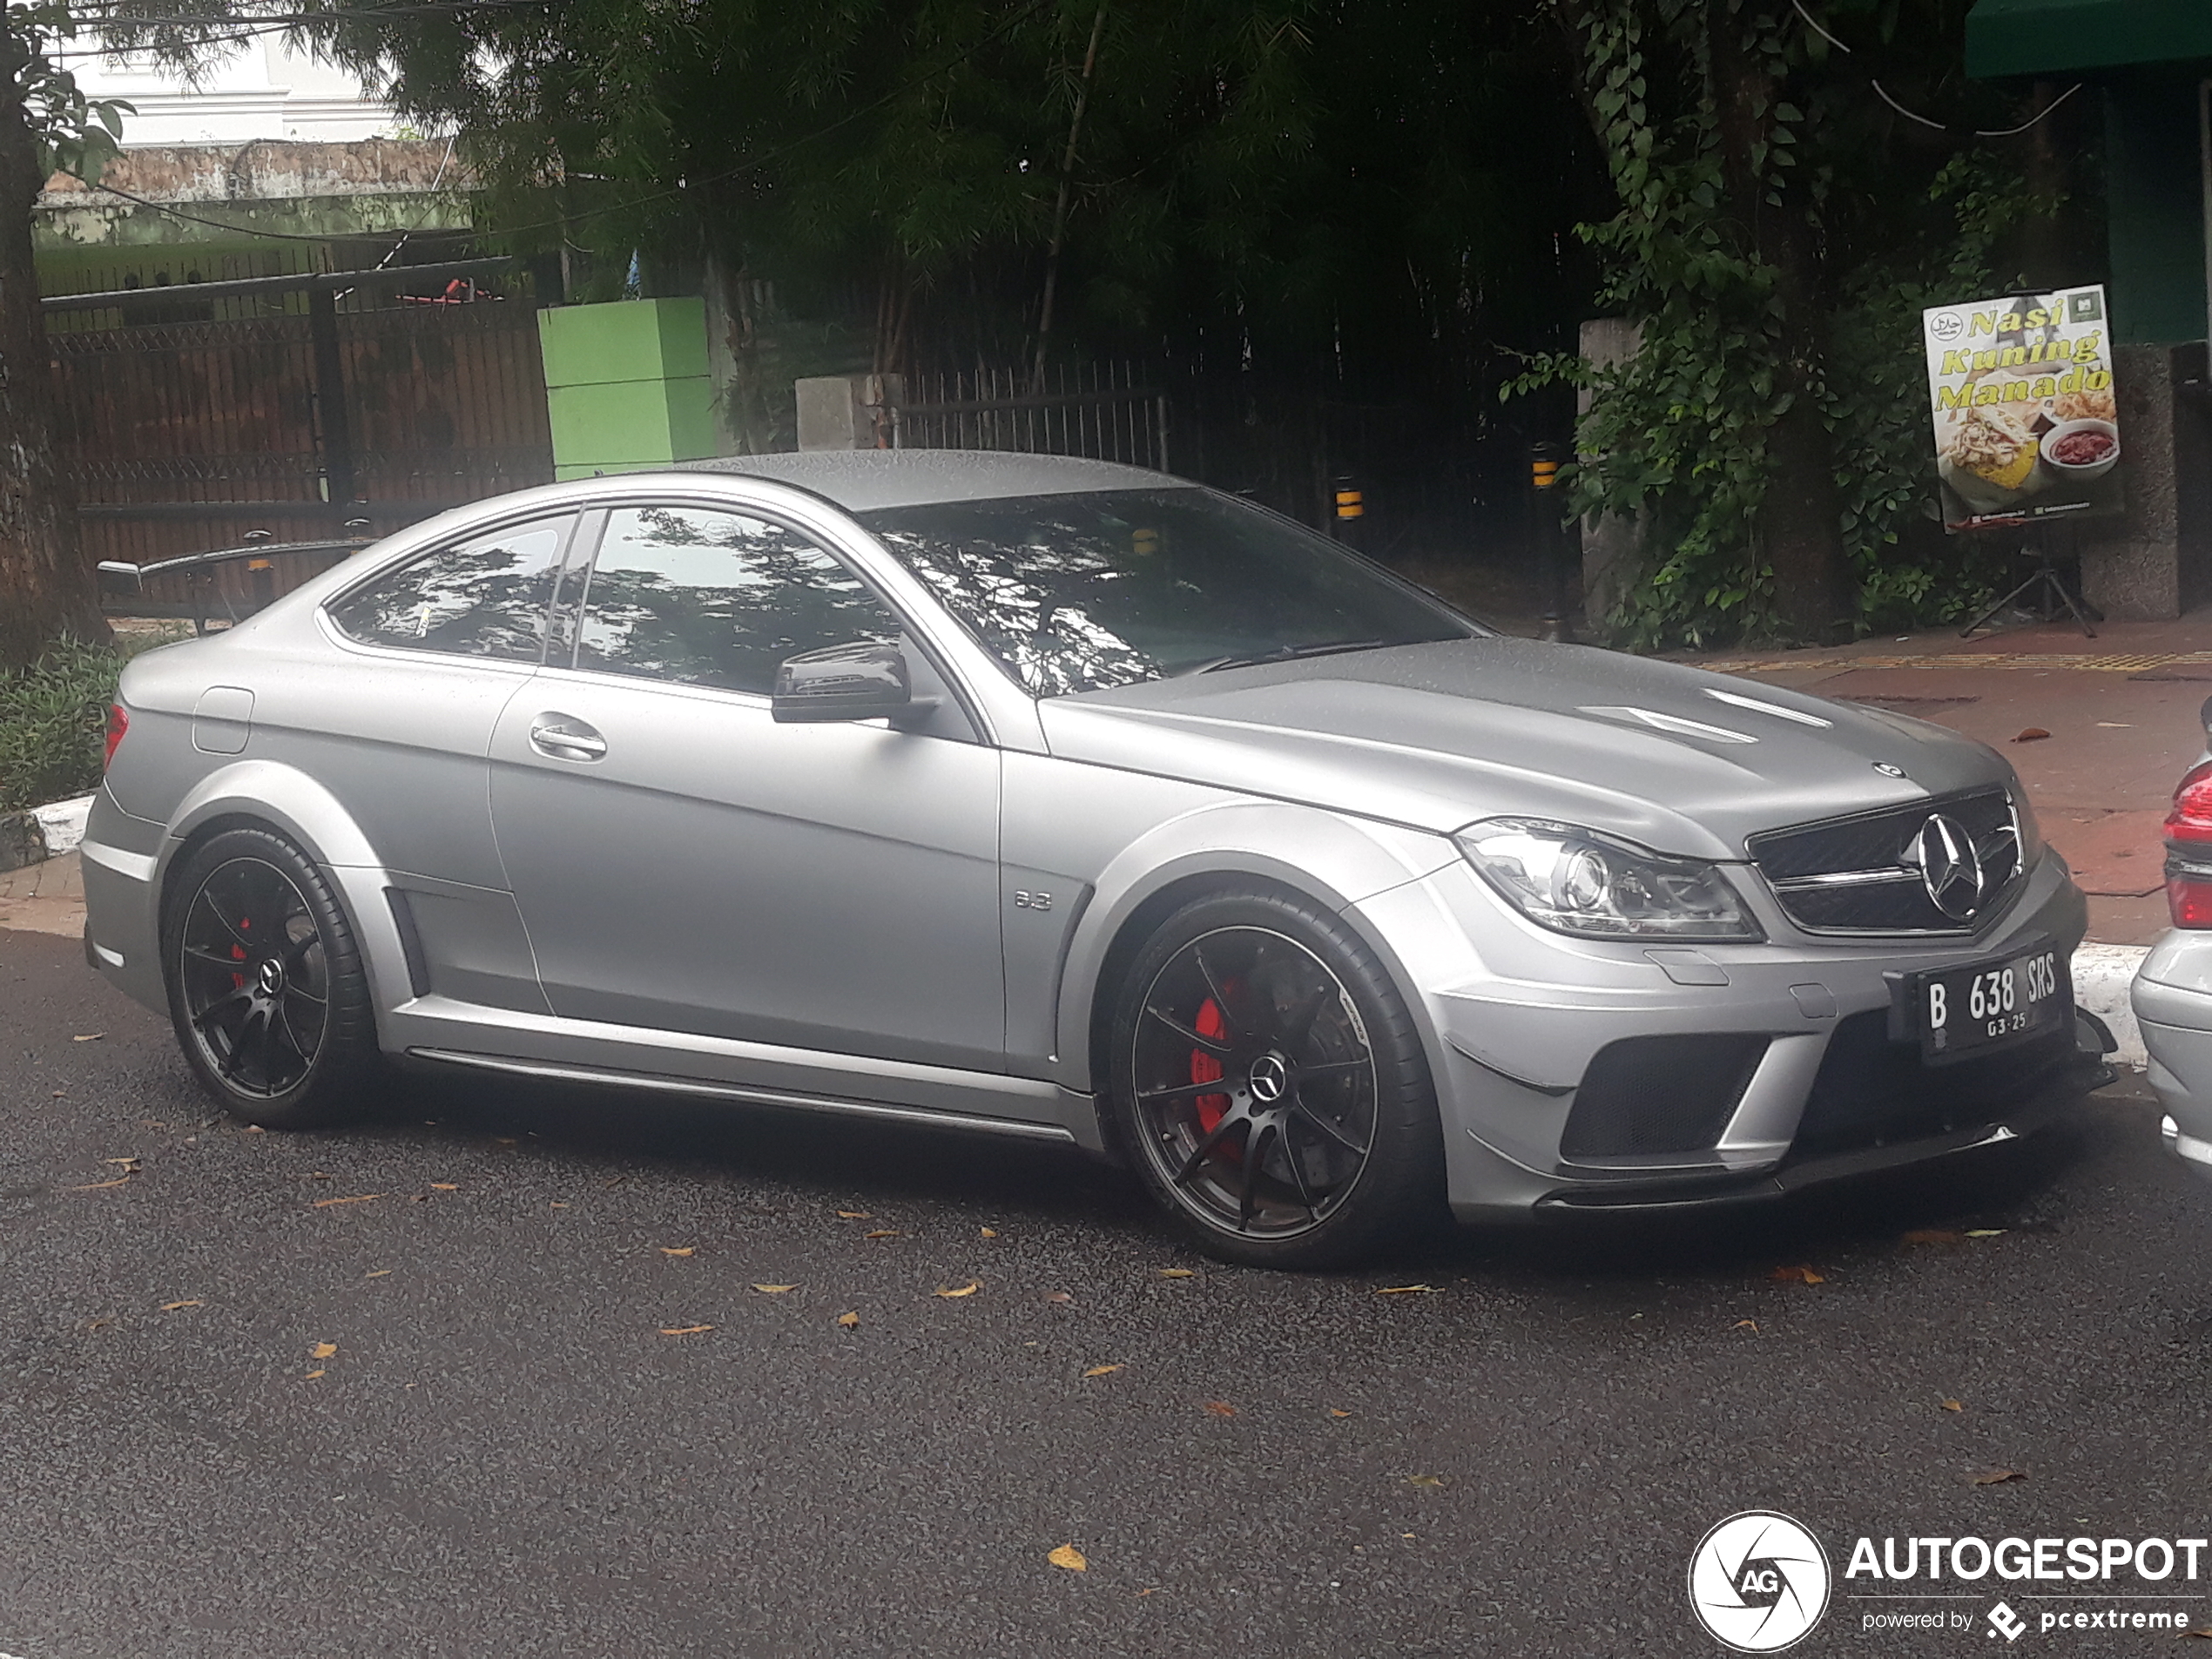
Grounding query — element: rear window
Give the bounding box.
[327,516,572,660]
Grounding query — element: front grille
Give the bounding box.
[1792,1009,2072,1157]
[1748,788,2023,934]
[1561,1034,1770,1160]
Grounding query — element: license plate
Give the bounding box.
[1908,943,2069,1063]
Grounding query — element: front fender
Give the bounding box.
[1048,800,1456,1090]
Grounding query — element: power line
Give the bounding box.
[1788,0,2080,138]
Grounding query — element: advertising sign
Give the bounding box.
[1923,284,2121,532]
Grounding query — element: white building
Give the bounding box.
[55,31,397,147]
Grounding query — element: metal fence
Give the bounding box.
[46,263,554,612]
[884,361,1169,472]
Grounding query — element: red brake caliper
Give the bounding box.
[232,914,249,989]
[1190,992,1241,1161]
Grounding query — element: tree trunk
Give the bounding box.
[0,29,103,671]
[1708,8,1850,644]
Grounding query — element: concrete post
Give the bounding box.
[795,374,906,451]
[1576,318,1644,626]
[2080,341,2212,619]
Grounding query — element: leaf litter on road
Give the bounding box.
[311,1342,337,1359]
[1049,1545,1088,1572]
[836,1312,860,1329]
[1202,1399,1237,1418]
[158,1300,202,1312]
[658,1325,714,1337]
[934,1280,981,1298]
[1971,1467,2026,1485]
[1941,1399,1965,1412]
[751,1284,798,1295]
[1770,1264,1825,1285]
[1082,1365,1123,1379]
[659,1247,696,1258]
[1157,1268,1196,1279]
[1375,1284,1436,1296]
[312,1194,382,1209]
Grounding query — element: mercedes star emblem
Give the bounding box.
[1905,813,1986,921]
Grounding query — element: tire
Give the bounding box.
[161,826,380,1129]
[1107,888,1446,1269]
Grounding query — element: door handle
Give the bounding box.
[529,715,607,762]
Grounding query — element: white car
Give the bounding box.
[2130,698,2212,1183]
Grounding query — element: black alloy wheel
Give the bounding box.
[1110,890,1445,1268]
[163,826,377,1127]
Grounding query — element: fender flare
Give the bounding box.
[1049,801,1457,1089]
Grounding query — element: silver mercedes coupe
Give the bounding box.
[81,452,2113,1266]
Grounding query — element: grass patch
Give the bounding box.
[0,628,186,813]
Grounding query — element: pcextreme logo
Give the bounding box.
[1689,1511,1833,1652]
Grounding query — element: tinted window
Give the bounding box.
[328,516,570,660]
[858,489,1471,696]
[573,505,897,695]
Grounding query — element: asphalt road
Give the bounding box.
[4,926,2211,1658]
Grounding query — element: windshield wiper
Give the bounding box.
[1184,637,1389,676]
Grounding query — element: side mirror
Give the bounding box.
[772,640,935,727]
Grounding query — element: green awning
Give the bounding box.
[1966,0,2212,78]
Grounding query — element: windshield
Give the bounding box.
[857,488,1476,696]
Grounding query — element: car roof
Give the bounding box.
[670,449,1176,511]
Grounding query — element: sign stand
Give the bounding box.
[1959,523,2101,638]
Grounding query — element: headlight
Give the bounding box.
[1455,819,1763,941]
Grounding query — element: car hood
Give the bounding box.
[1037,638,2016,861]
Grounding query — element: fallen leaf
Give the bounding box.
[1082,1365,1123,1379]
[408,1194,427,1203]
[428,1183,459,1191]
[1158,1268,1196,1279]
[1043,1291,1074,1305]
[658,1325,714,1336]
[307,1171,332,1181]
[1406,1474,1445,1488]
[1202,1399,1237,1418]
[84,1318,112,1332]
[2187,1626,2212,1639]
[71,1033,103,1042]
[1732,1319,1760,1332]
[836,1311,860,1329]
[1942,1399,1965,1412]
[1902,1229,1964,1246]
[659,1247,696,1258]
[981,1227,1000,1238]
[159,1299,202,1312]
[837,1210,873,1220]
[1375,1284,1436,1296]
[751,1284,798,1295]
[1770,1264,1825,1285]
[2012,727,2051,743]
[1328,1408,1353,1419]
[1136,1588,1157,1596]
[311,1342,337,1359]
[1966,1229,2007,1238]
[364,1270,391,1279]
[303,1369,325,1380]
[71,1175,131,1190]
[1971,1467,2026,1485]
[935,1280,982,1298]
[241,1124,264,1133]
[104,1157,139,1169]
[312,1194,382,1208]
[550,1202,568,1209]
[1048,1544,1088,1572]
[493,1136,517,1146]
[864,1230,900,1240]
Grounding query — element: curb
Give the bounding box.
[2074,943,2149,1069]
[0,793,92,873]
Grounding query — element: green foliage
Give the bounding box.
[1512,0,2074,650]
[5,2,135,180]
[0,634,118,813]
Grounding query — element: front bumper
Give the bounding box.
[2131,928,2212,1187]
[1348,848,2102,1223]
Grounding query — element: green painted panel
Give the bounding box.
[547,376,717,468]
[1966,0,2212,77]
[2103,76,2209,344]
[537,297,710,388]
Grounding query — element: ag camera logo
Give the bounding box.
[1689,1511,1832,1652]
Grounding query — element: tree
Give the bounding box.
[1519,0,2085,649]
[0,1,127,670]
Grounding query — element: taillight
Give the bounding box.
[103,703,128,772]
[2164,760,2212,926]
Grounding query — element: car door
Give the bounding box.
[273,509,583,1013]
[487,497,1007,1075]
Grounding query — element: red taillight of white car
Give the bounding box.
[2164,759,2212,927]
[103,703,129,772]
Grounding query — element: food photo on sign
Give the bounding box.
[1924,284,2122,531]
